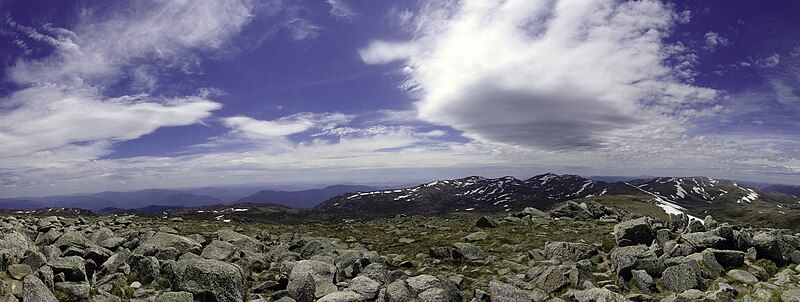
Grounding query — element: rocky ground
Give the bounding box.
[1,201,800,301]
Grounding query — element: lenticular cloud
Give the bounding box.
[361,0,718,150]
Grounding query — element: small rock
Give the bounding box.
[544,241,598,261]
[7,263,32,280]
[476,216,498,228]
[630,270,655,293]
[726,269,758,284]
[398,238,415,244]
[489,280,545,301]
[677,289,705,300]
[465,232,488,242]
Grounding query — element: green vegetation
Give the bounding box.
[577,195,670,221]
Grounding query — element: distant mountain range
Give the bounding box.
[318,173,640,214]
[0,184,376,211]
[318,174,800,226]
[235,185,375,208]
[1,174,798,227]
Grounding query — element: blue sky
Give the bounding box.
[1,0,799,197]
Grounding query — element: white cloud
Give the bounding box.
[769,79,800,105]
[358,41,417,64]
[756,53,781,68]
[703,31,729,51]
[326,0,357,22]
[0,1,255,161]
[222,112,354,139]
[8,1,256,87]
[223,116,315,138]
[360,0,718,151]
[282,18,322,41]
[0,88,221,157]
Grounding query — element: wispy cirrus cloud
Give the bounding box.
[326,0,357,22]
[0,1,258,162]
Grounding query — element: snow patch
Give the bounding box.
[737,189,759,203]
[675,183,687,199]
[656,199,703,223]
[539,173,557,185]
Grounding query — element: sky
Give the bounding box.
[0,0,799,197]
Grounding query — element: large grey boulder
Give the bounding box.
[129,254,160,284]
[668,213,689,232]
[614,218,654,247]
[348,276,381,300]
[22,274,58,302]
[156,291,194,302]
[89,227,115,244]
[544,241,598,261]
[170,258,247,302]
[287,260,338,299]
[101,248,131,274]
[684,219,705,233]
[1,231,34,255]
[660,264,699,292]
[201,240,238,261]
[384,279,414,302]
[287,272,316,302]
[317,290,365,302]
[519,207,550,219]
[752,232,785,263]
[49,256,87,282]
[572,288,630,302]
[405,275,461,302]
[54,281,91,299]
[52,230,90,250]
[215,229,264,253]
[418,287,461,302]
[610,245,664,279]
[452,243,486,261]
[489,280,547,301]
[134,232,202,256]
[705,249,744,268]
[782,289,800,302]
[681,232,725,251]
[533,266,569,293]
